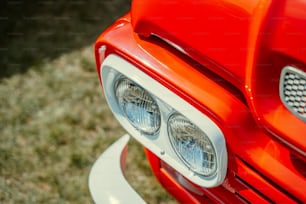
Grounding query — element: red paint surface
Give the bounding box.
[95,0,306,202]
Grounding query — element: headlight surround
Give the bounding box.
[115,77,161,135]
[168,113,217,176]
[100,54,227,188]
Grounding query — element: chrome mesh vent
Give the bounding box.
[280,66,306,121]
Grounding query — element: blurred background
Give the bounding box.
[0,0,176,203]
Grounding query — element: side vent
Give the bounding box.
[280,66,306,121]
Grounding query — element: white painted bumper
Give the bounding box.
[88,134,146,204]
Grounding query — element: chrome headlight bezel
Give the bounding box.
[101,54,227,187]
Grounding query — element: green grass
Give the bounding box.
[0,46,177,203]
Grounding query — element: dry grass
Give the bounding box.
[0,46,177,203]
[0,1,177,203]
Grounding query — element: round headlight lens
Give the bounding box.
[115,77,161,134]
[168,113,217,176]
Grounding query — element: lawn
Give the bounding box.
[0,1,176,203]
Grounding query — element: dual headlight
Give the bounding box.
[115,77,217,176]
[101,54,227,187]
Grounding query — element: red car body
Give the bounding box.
[92,0,305,203]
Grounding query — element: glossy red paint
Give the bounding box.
[94,0,306,203]
[131,0,306,152]
[131,0,272,90]
[246,0,306,155]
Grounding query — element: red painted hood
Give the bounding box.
[131,0,270,89]
[131,0,306,155]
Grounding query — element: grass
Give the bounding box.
[0,46,177,203]
[0,1,177,203]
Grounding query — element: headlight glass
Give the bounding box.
[115,77,161,134]
[168,113,217,176]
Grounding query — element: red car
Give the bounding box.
[89,0,305,203]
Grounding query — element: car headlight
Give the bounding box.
[168,113,217,176]
[115,77,161,134]
[100,53,227,187]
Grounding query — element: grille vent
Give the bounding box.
[280,66,306,121]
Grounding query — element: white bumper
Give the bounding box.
[88,134,146,204]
